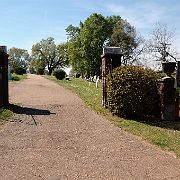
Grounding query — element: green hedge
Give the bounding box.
[37,68,44,75]
[53,69,66,80]
[14,67,26,75]
[107,66,161,118]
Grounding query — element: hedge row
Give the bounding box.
[107,66,161,118]
[53,69,66,80]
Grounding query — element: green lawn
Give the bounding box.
[0,74,27,127]
[11,73,27,81]
[46,75,180,157]
[0,108,13,127]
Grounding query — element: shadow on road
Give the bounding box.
[7,104,56,126]
[8,103,55,116]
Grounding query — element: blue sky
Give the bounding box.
[1,0,180,53]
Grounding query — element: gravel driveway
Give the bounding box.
[0,74,180,180]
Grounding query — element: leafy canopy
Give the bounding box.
[31,37,69,75]
[66,13,141,76]
[8,47,29,71]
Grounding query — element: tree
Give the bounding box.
[66,24,85,75]
[31,37,69,75]
[66,13,142,76]
[147,22,177,63]
[66,13,110,76]
[66,24,80,41]
[8,47,29,72]
[107,16,143,65]
[29,58,45,74]
[56,43,69,69]
[79,13,110,76]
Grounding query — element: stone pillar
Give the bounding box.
[159,62,176,121]
[0,46,9,107]
[159,76,176,120]
[101,47,123,108]
[101,54,107,107]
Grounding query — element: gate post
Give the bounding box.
[101,47,123,108]
[0,46,9,107]
[158,62,176,121]
[101,54,107,107]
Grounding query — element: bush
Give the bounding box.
[14,67,26,75]
[37,68,44,75]
[12,75,20,81]
[75,73,81,78]
[53,69,66,80]
[107,66,161,118]
[29,67,36,74]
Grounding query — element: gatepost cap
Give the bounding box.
[0,46,7,53]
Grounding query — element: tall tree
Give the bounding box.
[107,16,143,65]
[29,58,45,74]
[66,24,86,76]
[31,37,68,75]
[79,13,110,76]
[8,47,29,71]
[66,13,142,76]
[66,24,80,41]
[147,22,177,62]
[66,13,110,76]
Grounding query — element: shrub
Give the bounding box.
[14,67,26,75]
[75,73,81,78]
[12,75,20,81]
[10,68,14,74]
[29,67,36,74]
[107,66,161,118]
[53,69,66,80]
[37,68,44,75]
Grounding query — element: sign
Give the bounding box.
[103,47,122,55]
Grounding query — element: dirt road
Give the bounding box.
[0,74,180,180]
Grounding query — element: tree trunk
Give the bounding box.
[48,68,53,75]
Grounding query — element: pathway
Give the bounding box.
[0,74,180,180]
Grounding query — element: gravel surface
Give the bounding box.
[0,74,180,180]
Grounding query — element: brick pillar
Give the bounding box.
[101,55,107,107]
[0,46,9,107]
[159,76,176,121]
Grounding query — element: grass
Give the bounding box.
[46,75,180,157]
[46,75,105,112]
[0,108,13,127]
[0,73,27,127]
[10,73,27,81]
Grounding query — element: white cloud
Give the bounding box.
[105,1,180,30]
[105,3,144,28]
[105,0,180,55]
